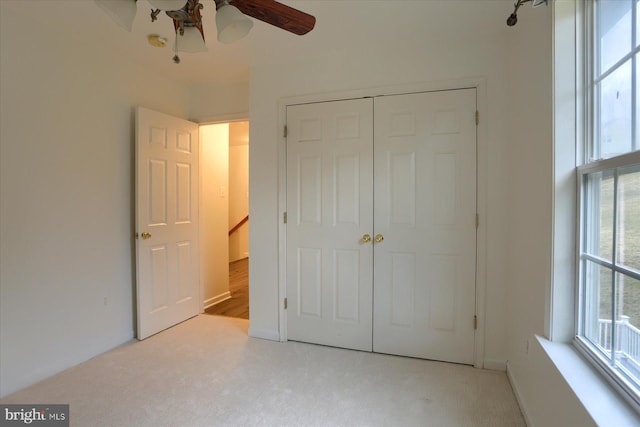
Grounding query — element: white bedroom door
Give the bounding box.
[135,107,200,340]
[372,89,477,364]
[285,98,374,351]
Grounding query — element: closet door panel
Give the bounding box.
[373,89,477,364]
[286,98,374,351]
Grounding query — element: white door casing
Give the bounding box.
[373,89,477,364]
[285,98,374,351]
[136,107,200,340]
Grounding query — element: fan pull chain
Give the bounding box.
[173,32,181,64]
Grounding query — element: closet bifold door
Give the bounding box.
[285,98,374,352]
[372,89,477,364]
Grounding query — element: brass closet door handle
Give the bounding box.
[362,234,372,243]
[141,232,152,240]
[374,234,384,243]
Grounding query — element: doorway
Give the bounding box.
[201,121,250,320]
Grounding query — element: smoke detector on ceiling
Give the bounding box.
[148,34,169,47]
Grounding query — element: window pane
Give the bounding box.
[599,61,633,159]
[584,260,614,356]
[584,171,615,260]
[583,0,640,402]
[598,0,632,74]
[618,273,640,326]
[615,273,640,383]
[637,0,640,47]
[618,164,640,271]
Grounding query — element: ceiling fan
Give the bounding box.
[95,0,316,63]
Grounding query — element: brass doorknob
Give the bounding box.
[374,234,384,243]
[362,234,372,243]
[141,232,152,240]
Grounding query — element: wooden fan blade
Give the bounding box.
[229,0,316,35]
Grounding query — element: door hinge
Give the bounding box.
[475,110,479,126]
[474,315,478,330]
[475,213,479,229]
[283,212,288,224]
[284,125,288,138]
[284,298,288,310]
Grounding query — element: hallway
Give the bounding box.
[205,258,249,319]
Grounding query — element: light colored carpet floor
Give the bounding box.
[1,315,525,426]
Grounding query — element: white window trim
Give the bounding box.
[573,0,640,412]
[550,0,581,343]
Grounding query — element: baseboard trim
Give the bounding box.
[506,362,534,427]
[248,327,279,341]
[483,359,507,371]
[203,291,232,310]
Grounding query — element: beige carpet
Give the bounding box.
[1,315,525,426]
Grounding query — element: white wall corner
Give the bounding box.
[506,361,535,427]
[248,327,280,342]
[483,359,507,371]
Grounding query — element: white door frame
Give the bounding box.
[277,79,488,368]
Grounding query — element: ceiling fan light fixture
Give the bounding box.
[216,2,253,44]
[147,0,188,11]
[176,26,208,53]
[94,0,137,32]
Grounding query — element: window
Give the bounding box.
[577,0,640,405]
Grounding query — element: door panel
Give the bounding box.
[373,89,477,364]
[286,98,374,352]
[136,107,200,340]
[389,252,416,327]
[388,152,416,226]
[334,249,360,322]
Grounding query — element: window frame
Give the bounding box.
[575,0,640,410]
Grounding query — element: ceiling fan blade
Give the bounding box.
[229,0,316,36]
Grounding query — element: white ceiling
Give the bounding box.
[11,0,517,87]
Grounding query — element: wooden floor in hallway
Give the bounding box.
[205,257,249,319]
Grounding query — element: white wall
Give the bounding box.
[200,124,231,308]
[504,0,553,365]
[190,82,250,122]
[247,2,512,362]
[0,3,192,396]
[229,122,249,262]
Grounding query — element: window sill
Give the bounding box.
[536,335,640,426]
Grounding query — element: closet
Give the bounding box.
[285,89,477,364]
